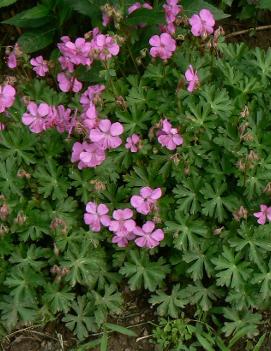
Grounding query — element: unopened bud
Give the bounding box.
[4,76,16,85]
[53,243,60,256]
[264,182,271,195]
[116,96,128,109]
[247,150,259,162]
[15,211,26,225]
[213,226,224,235]
[50,218,67,234]
[236,159,246,171]
[233,206,248,221]
[170,153,181,165]
[21,96,31,105]
[90,179,106,192]
[0,224,8,236]
[242,132,254,142]
[240,106,249,118]
[0,203,9,221]
[17,169,31,179]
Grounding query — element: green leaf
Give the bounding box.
[63,242,107,288]
[258,0,271,9]
[181,0,230,20]
[18,28,55,53]
[34,158,70,200]
[43,284,75,314]
[62,296,96,341]
[0,158,24,196]
[0,295,37,330]
[92,285,123,327]
[105,323,137,337]
[100,333,108,351]
[166,212,209,251]
[0,127,35,165]
[182,282,222,312]
[253,334,266,351]
[120,250,170,292]
[149,284,187,318]
[222,309,261,346]
[0,0,18,7]
[212,247,252,289]
[64,0,101,19]
[126,8,165,26]
[2,4,51,27]
[196,333,216,351]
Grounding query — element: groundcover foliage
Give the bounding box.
[1,0,271,349]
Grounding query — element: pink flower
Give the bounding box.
[149,33,176,60]
[185,65,199,92]
[131,187,162,215]
[6,43,21,69]
[54,105,75,134]
[128,2,152,14]
[157,119,183,150]
[163,0,181,24]
[128,2,141,14]
[189,9,215,37]
[161,22,176,35]
[30,56,49,77]
[7,52,17,69]
[254,205,271,225]
[102,12,111,27]
[22,102,52,133]
[0,84,16,113]
[58,37,92,66]
[58,56,74,72]
[89,119,124,150]
[93,34,120,60]
[81,104,98,131]
[84,202,110,232]
[80,84,105,108]
[125,134,141,153]
[71,141,106,169]
[109,209,136,247]
[79,143,106,168]
[134,221,164,248]
[57,73,82,93]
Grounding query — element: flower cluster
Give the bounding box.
[84,186,164,249]
[58,29,119,71]
[22,102,75,134]
[162,0,182,34]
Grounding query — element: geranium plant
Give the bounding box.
[0,0,271,349]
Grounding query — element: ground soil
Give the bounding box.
[1,291,156,351]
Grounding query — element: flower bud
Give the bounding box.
[213,226,224,235]
[15,211,26,225]
[240,106,249,118]
[0,224,8,236]
[233,206,248,221]
[247,150,259,162]
[0,203,9,221]
[90,179,106,192]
